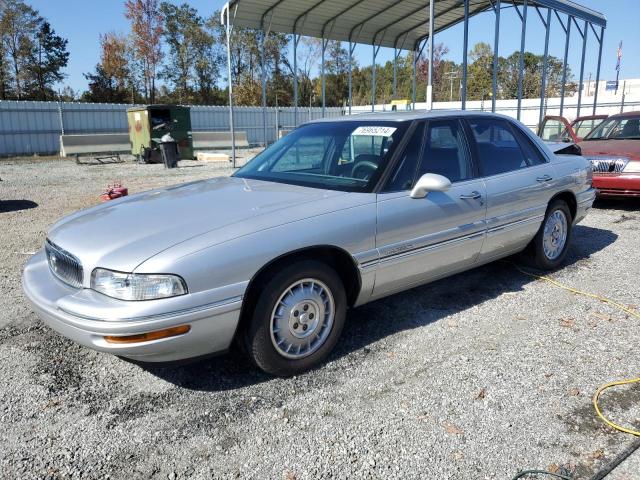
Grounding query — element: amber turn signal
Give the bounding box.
[104,325,190,344]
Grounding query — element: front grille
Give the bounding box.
[589,157,628,173]
[45,239,84,288]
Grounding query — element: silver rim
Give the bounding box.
[542,209,568,260]
[270,278,335,359]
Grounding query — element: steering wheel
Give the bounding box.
[351,160,378,180]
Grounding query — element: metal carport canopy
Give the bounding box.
[227,0,606,50]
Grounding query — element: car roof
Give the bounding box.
[303,109,518,125]
[607,110,640,119]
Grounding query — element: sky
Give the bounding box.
[29,0,640,95]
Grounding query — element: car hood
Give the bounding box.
[578,139,640,160]
[47,176,348,272]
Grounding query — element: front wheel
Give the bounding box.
[526,199,573,270]
[243,260,347,376]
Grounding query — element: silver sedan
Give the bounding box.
[22,111,596,376]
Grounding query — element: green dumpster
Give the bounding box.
[127,105,193,163]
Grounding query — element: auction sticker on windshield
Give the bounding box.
[352,126,397,136]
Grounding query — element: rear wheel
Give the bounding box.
[244,260,346,376]
[526,199,572,270]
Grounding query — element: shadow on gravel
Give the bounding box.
[335,224,617,361]
[144,225,617,392]
[0,199,38,213]
[137,351,270,392]
[593,198,640,211]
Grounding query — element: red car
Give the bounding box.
[577,111,640,198]
[538,114,608,143]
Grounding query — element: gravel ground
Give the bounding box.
[1,157,639,480]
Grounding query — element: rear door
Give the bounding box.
[466,117,557,263]
[373,118,487,299]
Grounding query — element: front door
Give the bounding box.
[373,118,487,299]
[538,116,575,143]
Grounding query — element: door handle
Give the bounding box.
[536,175,553,182]
[459,191,482,200]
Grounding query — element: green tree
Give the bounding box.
[322,40,350,107]
[499,51,576,100]
[194,16,223,104]
[159,2,201,103]
[27,20,69,100]
[0,0,39,99]
[82,32,131,103]
[82,64,128,103]
[212,12,293,106]
[466,42,493,101]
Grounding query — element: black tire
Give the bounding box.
[243,260,347,376]
[525,199,573,270]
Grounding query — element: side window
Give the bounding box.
[510,125,547,166]
[468,118,528,176]
[384,122,425,192]
[417,119,472,183]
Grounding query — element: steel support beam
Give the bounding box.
[321,36,327,117]
[293,33,299,127]
[426,0,434,110]
[539,8,552,126]
[221,4,236,167]
[412,46,417,109]
[260,31,267,146]
[348,41,356,114]
[461,0,469,110]
[393,48,398,98]
[516,0,527,120]
[399,1,482,49]
[531,0,605,27]
[291,0,328,118]
[412,39,427,109]
[372,45,376,112]
[576,19,588,117]
[593,25,604,114]
[371,24,388,111]
[559,15,571,117]
[492,0,501,112]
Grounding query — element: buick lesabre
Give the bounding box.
[22,111,596,376]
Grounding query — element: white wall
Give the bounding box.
[349,78,640,131]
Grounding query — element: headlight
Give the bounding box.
[623,161,640,173]
[91,268,187,301]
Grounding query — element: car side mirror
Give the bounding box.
[410,173,452,199]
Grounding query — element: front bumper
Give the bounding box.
[593,173,640,197]
[22,250,242,362]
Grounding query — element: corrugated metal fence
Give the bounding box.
[3,97,637,157]
[0,101,344,157]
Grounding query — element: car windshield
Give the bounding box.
[584,116,640,140]
[233,121,409,192]
[573,118,606,138]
